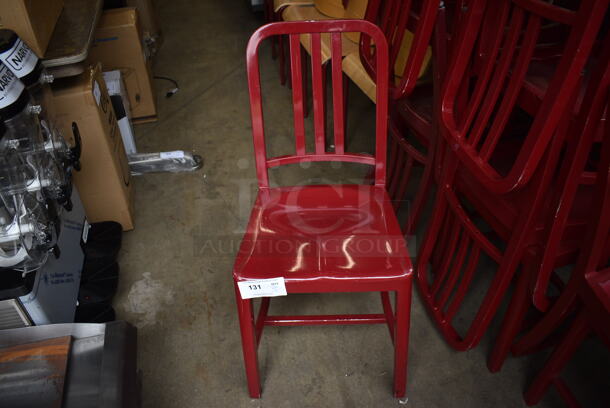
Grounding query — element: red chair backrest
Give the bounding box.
[578,100,610,332]
[440,0,608,194]
[532,31,610,310]
[246,20,390,188]
[359,0,440,100]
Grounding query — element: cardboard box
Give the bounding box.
[103,70,137,154]
[0,0,64,57]
[88,8,157,121]
[125,0,161,42]
[49,64,135,231]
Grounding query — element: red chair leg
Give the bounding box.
[271,36,278,60]
[523,309,589,406]
[393,280,412,398]
[403,151,434,236]
[512,276,579,356]
[487,265,532,372]
[255,297,271,345]
[381,291,395,342]
[234,283,262,398]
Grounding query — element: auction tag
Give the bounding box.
[237,277,287,299]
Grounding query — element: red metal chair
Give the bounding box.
[455,3,610,371]
[355,0,442,234]
[384,0,584,220]
[505,32,610,361]
[520,93,610,407]
[414,0,608,352]
[235,20,413,398]
[441,0,607,195]
[487,29,610,372]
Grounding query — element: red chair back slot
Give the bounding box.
[246,20,390,188]
[359,0,440,100]
[440,0,608,194]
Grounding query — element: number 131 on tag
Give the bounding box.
[237,277,287,299]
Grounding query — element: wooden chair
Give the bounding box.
[265,0,315,84]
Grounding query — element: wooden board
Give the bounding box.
[314,0,345,17]
[0,336,72,408]
[43,0,103,67]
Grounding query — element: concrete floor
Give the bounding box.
[112,1,606,407]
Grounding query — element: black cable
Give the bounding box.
[154,75,179,98]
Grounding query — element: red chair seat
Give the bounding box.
[234,185,410,288]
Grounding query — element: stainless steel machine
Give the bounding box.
[0,50,84,329]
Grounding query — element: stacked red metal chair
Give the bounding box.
[515,52,610,407]
[487,26,610,372]
[414,0,607,354]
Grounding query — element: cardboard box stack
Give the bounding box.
[48,64,135,231]
[126,0,162,53]
[88,8,157,123]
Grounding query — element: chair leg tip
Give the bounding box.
[487,359,503,373]
[523,393,538,406]
[396,395,408,404]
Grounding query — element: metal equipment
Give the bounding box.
[0,60,85,329]
[0,321,139,408]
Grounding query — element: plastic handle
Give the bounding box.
[70,122,82,171]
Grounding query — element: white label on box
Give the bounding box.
[0,38,38,78]
[237,278,287,299]
[160,150,185,160]
[102,70,121,96]
[93,81,101,106]
[117,117,137,154]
